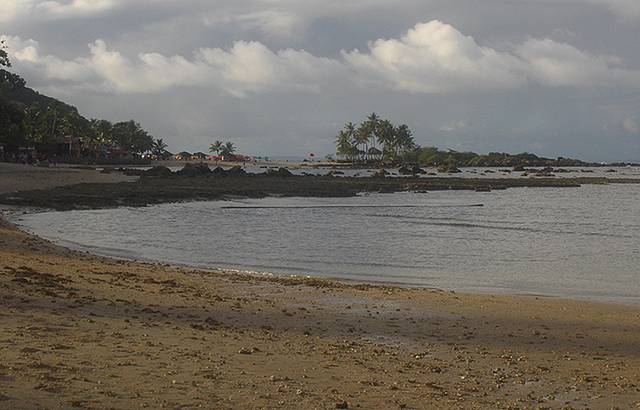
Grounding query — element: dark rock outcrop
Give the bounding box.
[372,169,388,178]
[226,166,246,176]
[399,165,426,175]
[143,166,173,177]
[177,163,211,177]
[265,167,293,177]
[437,164,461,173]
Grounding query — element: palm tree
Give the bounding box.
[335,131,355,161]
[221,141,236,159]
[394,124,416,159]
[366,112,380,152]
[376,119,395,162]
[209,140,223,156]
[90,119,113,144]
[355,123,371,162]
[151,138,168,160]
[334,116,416,164]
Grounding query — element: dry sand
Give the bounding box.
[0,162,136,195]
[1,165,639,409]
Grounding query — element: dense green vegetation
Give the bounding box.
[335,113,417,163]
[209,140,236,158]
[0,44,160,161]
[335,112,594,168]
[414,148,592,167]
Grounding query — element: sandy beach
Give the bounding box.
[1,165,640,409]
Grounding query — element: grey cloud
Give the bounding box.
[1,0,639,161]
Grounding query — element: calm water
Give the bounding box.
[13,184,640,303]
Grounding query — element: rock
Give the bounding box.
[142,166,173,177]
[266,167,293,177]
[513,165,527,172]
[335,401,349,409]
[225,165,246,176]
[117,168,146,176]
[177,163,211,177]
[372,169,388,178]
[238,347,252,355]
[437,164,461,173]
[398,165,426,175]
[211,166,226,176]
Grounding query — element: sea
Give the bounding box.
[11,166,640,304]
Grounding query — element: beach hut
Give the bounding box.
[175,151,192,161]
[191,152,208,161]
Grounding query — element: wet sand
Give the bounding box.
[1,166,640,409]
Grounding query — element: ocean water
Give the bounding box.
[13,183,640,303]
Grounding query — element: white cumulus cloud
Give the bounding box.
[4,21,640,96]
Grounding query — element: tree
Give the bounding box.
[335,122,357,161]
[394,124,416,160]
[0,98,27,149]
[150,138,169,159]
[112,120,153,155]
[376,119,395,162]
[1,40,10,68]
[355,123,371,162]
[335,115,415,164]
[91,119,113,144]
[365,112,380,151]
[209,140,223,156]
[220,141,236,158]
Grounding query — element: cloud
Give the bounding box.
[589,0,640,20]
[203,10,303,39]
[622,118,639,134]
[0,0,32,23]
[4,21,640,97]
[440,120,468,133]
[343,21,529,93]
[515,38,640,87]
[2,35,346,96]
[0,0,119,23]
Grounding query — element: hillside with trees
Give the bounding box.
[0,41,161,164]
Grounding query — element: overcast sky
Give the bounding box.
[2,0,640,161]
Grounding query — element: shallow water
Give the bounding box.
[14,184,640,303]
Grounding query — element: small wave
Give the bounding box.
[220,204,484,209]
[369,215,637,239]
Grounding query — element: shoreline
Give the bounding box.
[10,207,640,307]
[2,163,640,408]
[2,214,640,408]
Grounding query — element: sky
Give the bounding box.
[1,0,640,161]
